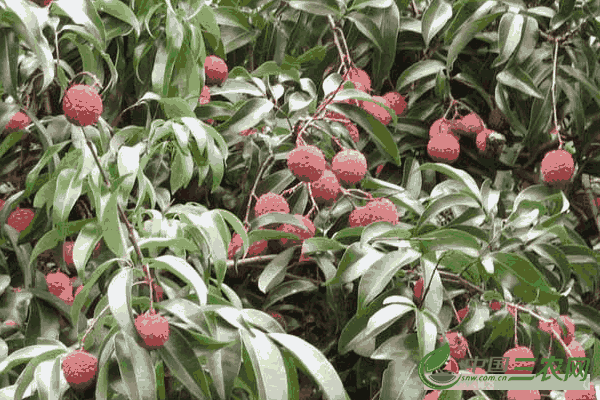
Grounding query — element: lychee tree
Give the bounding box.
[0,0,600,399]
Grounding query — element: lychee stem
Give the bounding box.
[550,40,564,149]
[80,304,110,348]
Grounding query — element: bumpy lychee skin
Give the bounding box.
[4,111,31,133]
[135,311,170,350]
[456,306,469,323]
[311,169,341,204]
[7,208,34,232]
[538,318,560,336]
[541,149,575,185]
[413,278,424,300]
[345,68,371,93]
[507,390,541,400]
[362,97,391,125]
[363,198,399,226]
[254,192,290,217]
[331,149,367,185]
[444,357,459,373]
[490,301,503,311]
[59,290,74,306]
[567,339,586,358]
[45,271,72,297]
[287,145,326,183]
[454,112,486,134]
[427,134,460,164]
[228,233,268,259]
[278,214,315,247]
[63,241,75,266]
[62,84,103,127]
[444,332,469,360]
[503,346,535,374]
[204,55,228,86]
[198,85,210,105]
[429,118,452,138]
[476,129,492,152]
[382,92,407,116]
[348,206,366,227]
[62,350,98,391]
[565,383,596,400]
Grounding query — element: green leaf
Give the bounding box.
[452,73,494,110]
[269,333,349,400]
[108,268,137,339]
[100,192,129,258]
[0,344,65,376]
[347,12,384,53]
[514,16,539,64]
[95,0,140,37]
[497,66,544,99]
[150,255,208,306]
[0,30,18,98]
[419,163,482,202]
[418,229,481,258]
[220,98,274,135]
[55,0,106,49]
[349,0,393,10]
[264,280,318,310]
[422,0,453,47]
[287,0,341,16]
[328,243,386,285]
[34,357,65,400]
[114,332,157,400]
[417,193,481,229]
[53,168,83,225]
[570,304,600,338]
[416,309,438,359]
[258,247,297,294]
[397,60,446,92]
[559,66,600,108]
[493,12,524,67]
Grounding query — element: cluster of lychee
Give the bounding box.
[0,199,35,233]
[45,269,82,306]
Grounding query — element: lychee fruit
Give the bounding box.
[443,332,469,360]
[490,301,503,311]
[348,206,366,228]
[7,208,34,232]
[362,96,391,125]
[454,112,486,134]
[427,134,460,163]
[382,92,407,116]
[278,214,315,247]
[503,346,535,374]
[429,118,452,138]
[540,149,575,185]
[240,128,257,136]
[45,271,72,297]
[198,85,210,105]
[424,391,440,400]
[254,192,290,217]
[153,282,164,301]
[62,350,98,390]
[62,84,103,127]
[538,318,560,336]
[59,290,74,306]
[228,233,268,259]
[361,198,399,226]
[331,149,367,185]
[342,120,360,143]
[564,383,596,400]
[4,320,17,326]
[204,55,228,86]
[287,145,326,183]
[4,111,31,134]
[344,68,371,93]
[311,169,341,204]
[413,278,424,300]
[63,241,75,266]
[476,129,493,152]
[134,310,170,350]
[559,315,575,345]
[456,306,469,323]
[507,390,541,400]
[567,339,585,358]
[444,357,459,373]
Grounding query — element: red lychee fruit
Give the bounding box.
[454,112,486,134]
[538,318,560,336]
[413,278,424,300]
[254,192,290,217]
[62,350,98,390]
[345,68,371,93]
[204,55,228,86]
[240,128,257,136]
[507,390,541,400]
[565,383,596,400]
[44,0,53,5]
[7,208,34,232]
[362,198,399,226]
[198,85,210,105]
[476,129,492,152]
[153,282,164,301]
[278,214,315,247]
[456,306,469,323]
[45,271,72,297]
[348,206,366,228]
[362,96,391,125]
[228,233,268,259]
[310,169,341,204]
[559,315,575,345]
[466,367,487,374]
[540,149,575,185]
[63,241,75,266]
[443,332,469,360]
[427,134,460,164]
[0,199,4,210]
[135,310,170,350]
[62,84,103,127]
[60,290,74,306]
[503,346,535,374]
[490,301,502,311]
[287,145,326,183]
[4,111,31,134]
[4,320,17,326]
[331,149,367,185]
[382,92,407,116]
[429,118,452,138]
[444,357,459,373]
[567,339,585,358]
[424,391,440,400]
[342,120,360,143]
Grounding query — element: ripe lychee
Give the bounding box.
[540,149,575,185]
[456,306,469,323]
[424,391,440,400]
[287,145,326,183]
[63,241,75,266]
[135,310,170,350]
[239,128,257,136]
[254,192,290,217]
[564,383,596,400]
[382,92,407,116]
[413,278,424,300]
[7,208,34,232]
[344,68,371,93]
[4,320,17,326]
[310,169,341,204]
[429,118,452,138]
[503,346,535,374]
[4,111,31,134]
[507,390,541,400]
[228,232,268,259]
[443,332,469,360]
[348,206,366,228]
[278,214,315,247]
[62,350,98,390]
[444,357,459,373]
[476,129,493,152]
[62,84,103,127]
[490,301,503,311]
[357,198,399,226]
[454,112,486,134]
[204,55,228,86]
[567,339,585,358]
[342,120,360,143]
[427,134,460,163]
[45,271,72,297]
[59,290,74,306]
[331,149,367,185]
[362,96,391,125]
[198,85,210,105]
[538,318,560,336]
[153,282,164,301]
